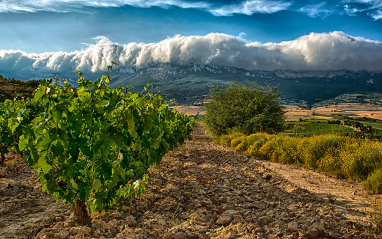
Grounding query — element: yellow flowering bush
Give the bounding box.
[363,169,382,193]
[342,142,382,180]
[299,135,350,168]
[247,133,271,159]
[258,135,278,160]
[276,136,303,164]
[217,132,245,146]
[220,132,382,193]
[231,136,247,150]
[319,145,348,177]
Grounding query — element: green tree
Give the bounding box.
[204,82,285,135]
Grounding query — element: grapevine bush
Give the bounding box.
[2,70,194,225]
[0,98,40,165]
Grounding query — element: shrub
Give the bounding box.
[246,133,268,146]
[258,135,278,160]
[319,146,348,177]
[234,141,248,151]
[247,133,271,159]
[342,142,382,180]
[216,132,245,146]
[363,169,382,193]
[204,82,285,136]
[258,135,302,164]
[17,71,194,225]
[277,136,303,164]
[231,136,247,149]
[299,135,349,168]
[218,127,382,193]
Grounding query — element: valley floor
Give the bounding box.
[0,124,381,238]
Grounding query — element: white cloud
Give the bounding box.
[344,4,360,16]
[208,0,291,16]
[299,2,333,18]
[1,32,382,73]
[370,9,382,19]
[342,0,382,19]
[4,0,382,19]
[344,0,382,9]
[0,0,290,16]
[0,0,210,13]
[238,32,247,39]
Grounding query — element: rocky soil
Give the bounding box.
[0,124,381,239]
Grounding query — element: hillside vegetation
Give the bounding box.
[216,132,382,193]
[204,84,382,196]
[0,75,40,102]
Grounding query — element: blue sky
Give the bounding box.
[1,0,382,72]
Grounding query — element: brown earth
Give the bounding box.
[172,106,206,116]
[172,103,382,121]
[285,104,382,121]
[0,124,381,239]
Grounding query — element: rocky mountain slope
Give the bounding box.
[106,64,382,105]
[2,64,382,105]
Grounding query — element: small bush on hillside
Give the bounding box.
[204,82,285,136]
[299,135,350,168]
[230,136,247,149]
[247,133,270,159]
[340,142,382,180]
[224,131,382,193]
[363,169,382,193]
[217,132,245,146]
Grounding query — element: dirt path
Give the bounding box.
[0,124,381,238]
[256,160,382,226]
[0,152,70,239]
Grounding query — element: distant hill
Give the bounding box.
[0,76,40,102]
[107,64,382,105]
[314,92,382,107]
[2,64,382,105]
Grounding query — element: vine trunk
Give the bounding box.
[72,200,91,226]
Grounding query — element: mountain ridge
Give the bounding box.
[1,63,381,105]
[108,63,382,105]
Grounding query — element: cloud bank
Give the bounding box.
[1,32,382,73]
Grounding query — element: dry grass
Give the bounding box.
[172,106,206,116]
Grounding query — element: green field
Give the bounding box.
[284,116,382,137]
[284,121,355,135]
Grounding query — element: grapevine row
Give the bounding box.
[0,71,194,225]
